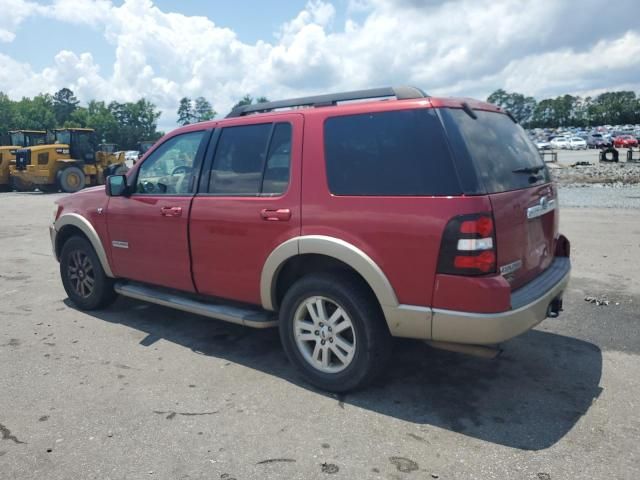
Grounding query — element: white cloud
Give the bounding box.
[0,0,639,130]
[0,0,43,42]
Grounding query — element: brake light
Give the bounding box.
[437,213,497,276]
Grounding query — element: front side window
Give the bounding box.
[55,131,71,145]
[136,131,205,195]
[208,122,291,196]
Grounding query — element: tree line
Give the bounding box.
[175,94,269,125]
[487,89,640,129]
[0,88,164,150]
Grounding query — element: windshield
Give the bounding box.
[441,108,550,194]
[55,131,71,145]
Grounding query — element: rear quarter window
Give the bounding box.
[324,109,461,196]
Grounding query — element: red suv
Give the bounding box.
[50,86,571,392]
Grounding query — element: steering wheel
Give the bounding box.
[171,165,192,175]
[141,180,156,193]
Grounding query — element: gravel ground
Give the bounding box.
[550,161,640,186]
[0,193,639,480]
[559,185,640,209]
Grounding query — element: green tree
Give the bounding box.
[194,97,216,122]
[13,94,57,131]
[487,89,536,125]
[231,94,270,112]
[177,97,195,125]
[108,99,162,149]
[0,92,17,144]
[52,88,79,125]
[590,91,638,125]
[231,94,254,110]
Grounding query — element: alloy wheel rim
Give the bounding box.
[67,250,95,298]
[293,296,356,374]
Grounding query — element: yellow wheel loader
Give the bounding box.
[0,130,47,190]
[9,128,126,193]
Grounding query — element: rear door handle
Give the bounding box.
[160,206,182,217]
[260,208,291,221]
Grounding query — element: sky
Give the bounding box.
[1,0,639,131]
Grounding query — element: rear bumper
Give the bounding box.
[431,257,571,345]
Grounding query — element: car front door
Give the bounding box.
[189,114,302,305]
[106,129,211,292]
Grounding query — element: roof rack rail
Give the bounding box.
[225,86,428,118]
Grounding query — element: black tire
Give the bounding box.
[60,236,116,310]
[600,148,619,163]
[279,273,392,392]
[57,166,85,193]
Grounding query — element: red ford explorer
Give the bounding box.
[50,86,571,392]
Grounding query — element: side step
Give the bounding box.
[114,282,278,329]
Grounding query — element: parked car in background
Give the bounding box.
[568,137,587,150]
[613,135,639,148]
[535,140,551,150]
[587,133,610,149]
[550,136,570,149]
[49,86,571,392]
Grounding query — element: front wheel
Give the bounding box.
[57,166,85,193]
[279,273,391,392]
[60,236,116,310]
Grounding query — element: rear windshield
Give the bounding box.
[324,109,461,196]
[440,109,550,193]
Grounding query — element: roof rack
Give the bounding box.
[225,86,428,118]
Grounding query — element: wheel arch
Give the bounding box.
[261,235,399,312]
[54,213,114,277]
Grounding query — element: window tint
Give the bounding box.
[209,122,291,196]
[440,109,550,193]
[136,130,204,195]
[324,109,461,196]
[262,123,291,195]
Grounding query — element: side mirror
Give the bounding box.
[106,175,129,197]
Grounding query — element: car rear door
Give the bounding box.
[441,108,558,290]
[189,114,303,305]
[106,129,211,292]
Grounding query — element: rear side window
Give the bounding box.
[441,109,550,193]
[209,122,291,196]
[324,109,461,196]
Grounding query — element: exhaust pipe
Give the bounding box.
[425,340,502,359]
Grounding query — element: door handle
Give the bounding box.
[260,208,291,221]
[160,206,182,217]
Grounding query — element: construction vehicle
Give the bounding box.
[137,140,155,160]
[0,130,47,190]
[9,128,126,193]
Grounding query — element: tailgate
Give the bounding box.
[489,183,558,289]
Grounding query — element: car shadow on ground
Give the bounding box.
[72,296,603,451]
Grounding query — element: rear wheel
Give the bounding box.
[57,166,85,193]
[60,236,116,310]
[279,273,391,392]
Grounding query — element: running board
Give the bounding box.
[114,282,278,329]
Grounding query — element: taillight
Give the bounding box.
[437,213,497,276]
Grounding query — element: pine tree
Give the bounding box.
[177,97,195,125]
